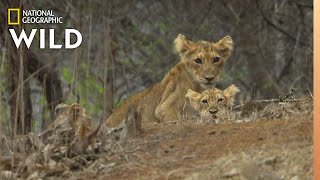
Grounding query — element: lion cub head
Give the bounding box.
[174,34,233,88]
[185,85,240,118]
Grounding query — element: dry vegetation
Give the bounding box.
[0,0,314,179]
[0,0,313,135]
[0,94,313,179]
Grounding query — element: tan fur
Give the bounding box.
[105,34,233,127]
[49,103,94,144]
[50,103,92,137]
[46,103,99,155]
[185,85,240,118]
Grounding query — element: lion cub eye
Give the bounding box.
[194,58,203,64]
[217,98,224,102]
[213,57,220,63]
[201,99,208,104]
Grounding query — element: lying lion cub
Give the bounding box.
[185,85,240,122]
[105,34,233,129]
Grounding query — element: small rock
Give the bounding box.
[207,130,216,135]
[222,168,239,178]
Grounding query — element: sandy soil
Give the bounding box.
[98,116,312,179]
[0,98,313,180]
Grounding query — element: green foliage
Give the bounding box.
[115,99,124,109]
[0,55,8,127]
[41,95,50,122]
[62,67,73,84]
[32,92,50,132]
[62,64,104,115]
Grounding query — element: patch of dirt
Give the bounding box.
[0,98,313,179]
[102,117,312,179]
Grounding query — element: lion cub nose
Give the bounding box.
[205,76,214,82]
[209,110,218,114]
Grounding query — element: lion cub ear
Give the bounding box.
[215,36,233,59]
[223,85,240,106]
[185,89,201,109]
[185,89,201,100]
[174,34,195,57]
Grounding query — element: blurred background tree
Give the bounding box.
[0,0,313,135]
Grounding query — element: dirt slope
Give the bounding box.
[0,98,313,179]
[100,117,312,179]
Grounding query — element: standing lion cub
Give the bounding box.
[105,34,233,129]
[185,85,240,120]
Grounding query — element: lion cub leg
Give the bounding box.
[123,105,141,137]
[155,93,182,122]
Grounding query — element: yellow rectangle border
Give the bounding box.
[8,8,20,25]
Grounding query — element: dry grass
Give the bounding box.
[0,96,313,179]
[176,141,312,180]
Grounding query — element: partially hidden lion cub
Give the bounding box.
[185,85,240,120]
[105,34,233,129]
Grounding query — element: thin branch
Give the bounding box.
[256,0,308,47]
[1,62,53,116]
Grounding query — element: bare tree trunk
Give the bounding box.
[229,0,279,98]
[4,1,32,136]
[7,50,33,136]
[0,1,63,134]
[26,51,63,119]
[7,35,32,135]
[104,75,114,117]
[103,0,115,118]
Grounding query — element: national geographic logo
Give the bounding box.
[8,9,63,25]
[7,8,20,25]
[7,8,82,49]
